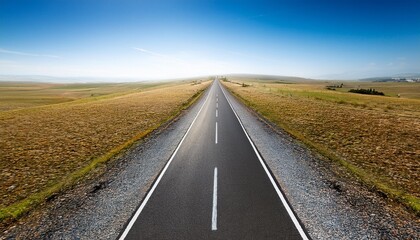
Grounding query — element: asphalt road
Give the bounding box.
[119,79,308,240]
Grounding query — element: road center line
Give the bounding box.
[118,81,215,240]
[215,122,218,144]
[212,167,218,231]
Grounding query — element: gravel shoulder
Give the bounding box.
[224,86,419,239]
[2,84,418,240]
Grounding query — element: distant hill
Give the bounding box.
[225,74,313,83]
[0,75,131,83]
[0,75,208,83]
[359,74,420,82]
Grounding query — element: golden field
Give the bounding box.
[222,77,419,213]
[0,80,210,220]
[0,81,169,112]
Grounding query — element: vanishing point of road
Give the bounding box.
[118,79,309,239]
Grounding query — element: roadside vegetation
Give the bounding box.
[0,79,210,223]
[348,88,385,96]
[222,77,420,214]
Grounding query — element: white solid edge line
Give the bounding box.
[218,81,309,240]
[119,81,215,240]
[211,167,218,230]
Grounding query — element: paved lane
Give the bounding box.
[119,79,308,239]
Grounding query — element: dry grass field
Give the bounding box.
[336,81,420,99]
[0,81,168,112]
[222,77,419,213]
[0,79,210,221]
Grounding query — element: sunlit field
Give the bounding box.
[0,81,177,112]
[222,77,420,213]
[0,79,210,221]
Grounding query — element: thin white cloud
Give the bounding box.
[133,47,185,64]
[133,47,167,58]
[0,48,60,58]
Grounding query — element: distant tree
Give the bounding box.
[348,88,384,96]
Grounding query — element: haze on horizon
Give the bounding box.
[1,0,419,81]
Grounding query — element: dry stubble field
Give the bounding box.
[222,77,419,213]
[0,81,171,111]
[0,79,210,221]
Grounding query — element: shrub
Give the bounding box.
[349,88,384,96]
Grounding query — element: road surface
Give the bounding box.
[118,79,308,239]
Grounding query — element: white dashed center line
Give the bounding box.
[215,122,218,144]
[212,167,218,231]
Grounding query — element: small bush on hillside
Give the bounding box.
[326,83,343,90]
[349,88,384,96]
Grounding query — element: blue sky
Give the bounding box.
[1,0,419,80]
